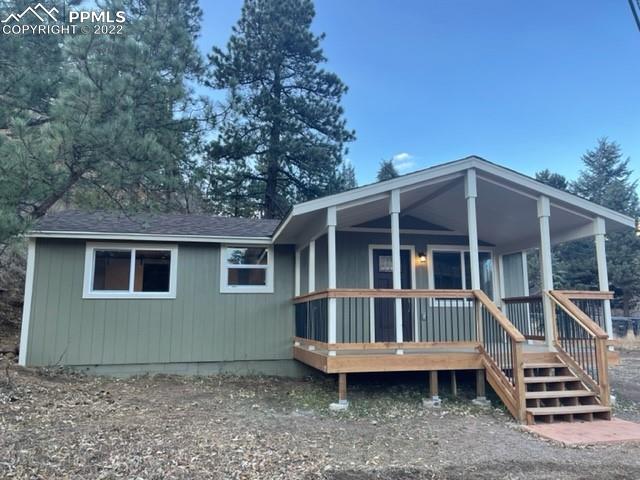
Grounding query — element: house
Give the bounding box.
[19,156,635,424]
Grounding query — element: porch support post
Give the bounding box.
[308,240,316,293]
[327,206,337,353]
[329,373,349,410]
[465,169,481,290]
[594,217,613,338]
[294,249,301,297]
[390,189,404,353]
[538,196,555,347]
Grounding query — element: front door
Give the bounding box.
[372,249,413,342]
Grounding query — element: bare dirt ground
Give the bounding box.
[1,351,640,479]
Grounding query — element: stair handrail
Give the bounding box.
[546,290,610,406]
[474,290,526,343]
[548,291,608,339]
[474,290,526,422]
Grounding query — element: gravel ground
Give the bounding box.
[1,354,640,479]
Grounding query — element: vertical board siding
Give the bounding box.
[27,239,294,366]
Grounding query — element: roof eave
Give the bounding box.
[28,230,274,245]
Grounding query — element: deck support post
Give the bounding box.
[330,373,349,411]
[538,196,555,347]
[465,169,481,290]
[423,370,441,407]
[390,189,404,354]
[327,207,337,355]
[472,369,491,406]
[594,217,613,338]
[450,371,458,397]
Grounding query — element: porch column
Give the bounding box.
[390,188,404,352]
[294,249,301,297]
[327,206,337,353]
[308,240,316,293]
[465,169,481,290]
[538,196,555,347]
[594,217,613,337]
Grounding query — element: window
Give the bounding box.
[431,249,494,298]
[221,246,273,293]
[83,243,177,299]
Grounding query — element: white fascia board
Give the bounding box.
[28,231,273,245]
[470,159,635,227]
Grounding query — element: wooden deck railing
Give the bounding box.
[294,289,477,345]
[475,290,527,422]
[502,295,545,341]
[555,290,613,331]
[547,290,610,406]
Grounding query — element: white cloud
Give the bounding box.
[392,152,416,172]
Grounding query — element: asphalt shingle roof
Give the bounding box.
[34,211,280,238]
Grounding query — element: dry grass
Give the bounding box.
[1,361,640,479]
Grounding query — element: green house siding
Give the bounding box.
[306,231,482,292]
[27,239,295,367]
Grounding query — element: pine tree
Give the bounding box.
[571,139,640,315]
[0,0,207,245]
[377,159,399,181]
[207,0,355,219]
[534,140,640,315]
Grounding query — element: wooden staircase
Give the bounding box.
[522,356,611,424]
[475,290,613,426]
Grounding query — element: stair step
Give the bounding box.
[526,390,595,399]
[523,363,565,369]
[524,375,578,383]
[527,405,610,416]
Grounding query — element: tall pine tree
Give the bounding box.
[572,139,640,315]
[534,139,640,314]
[207,0,355,218]
[0,0,207,245]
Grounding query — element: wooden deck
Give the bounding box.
[293,338,483,373]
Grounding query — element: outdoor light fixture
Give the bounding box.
[636,218,640,237]
[418,252,427,263]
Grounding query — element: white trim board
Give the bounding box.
[18,239,36,366]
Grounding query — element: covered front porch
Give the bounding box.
[274,157,632,423]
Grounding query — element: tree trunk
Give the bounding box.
[31,169,84,219]
[263,66,282,219]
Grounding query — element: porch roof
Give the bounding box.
[274,156,635,251]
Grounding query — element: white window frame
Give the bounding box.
[83,242,178,299]
[427,244,498,303]
[220,245,274,294]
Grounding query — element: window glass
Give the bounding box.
[134,250,171,292]
[226,247,268,265]
[433,251,462,289]
[223,246,271,290]
[93,250,131,291]
[227,268,267,286]
[464,252,494,297]
[378,255,393,272]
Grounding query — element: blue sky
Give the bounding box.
[199,1,640,186]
